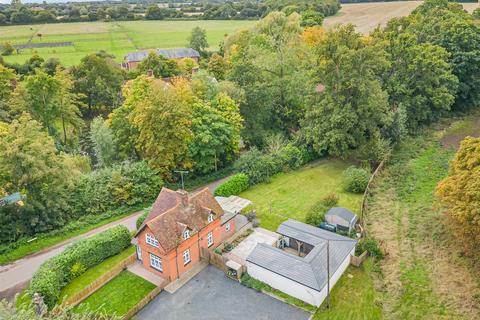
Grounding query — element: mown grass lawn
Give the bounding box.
[239,159,362,231]
[74,270,155,316]
[59,246,135,303]
[314,259,382,320]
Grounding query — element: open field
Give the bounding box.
[0,20,255,66]
[239,159,362,231]
[324,1,479,34]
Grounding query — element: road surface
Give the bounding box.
[0,177,227,299]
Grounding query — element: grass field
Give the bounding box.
[74,270,156,316]
[239,159,362,231]
[323,1,478,34]
[0,20,256,66]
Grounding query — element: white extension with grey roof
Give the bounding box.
[246,219,356,307]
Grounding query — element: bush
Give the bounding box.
[343,166,370,193]
[29,225,131,307]
[320,193,339,208]
[240,273,270,292]
[305,201,328,226]
[356,237,384,260]
[214,173,250,197]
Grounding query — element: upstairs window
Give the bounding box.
[207,232,214,247]
[208,213,214,223]
[183,230,190,240]
[146,234,159,248]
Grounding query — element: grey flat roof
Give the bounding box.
[125,48,200,62]
[325,207,357,224]
[247,220,356,291]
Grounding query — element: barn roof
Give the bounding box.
[325,207,357,224]
[247,220,356,291]
[124,47,200,62]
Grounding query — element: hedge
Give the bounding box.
[29,225,131,308]
[214,174,250,197]
[342,166,370,193]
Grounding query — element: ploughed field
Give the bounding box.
[323,1,478,34]
[0,20,255,66]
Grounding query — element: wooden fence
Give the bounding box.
[123,281,166,320]
[350,250,368,267]
[359,159,387,236]
[63,253,136,307]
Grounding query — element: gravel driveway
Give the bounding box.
[138,265,311,320]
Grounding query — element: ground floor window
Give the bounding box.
[183,249,191,265]
[150,253,162,272]
[207,231,214,247]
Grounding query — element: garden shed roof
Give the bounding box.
[325,207,357,224]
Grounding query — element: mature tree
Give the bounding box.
[0,65,16,122]
[374,31,458,130]
[207,53,228,80]
[145,4,164,20]
[188,26,209,55]
[0,113,71,236]
[402,0,480,110]
[436,137,480,260]
[302,25,391,156]
[188,93,243,173]
[137,51,180,78]
[225,11,314,145]
[177,57,197,75]
[90,116,117,168]
[129,78,194,175]
[72,53,124,117]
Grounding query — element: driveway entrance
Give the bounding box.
[137,265,311,320]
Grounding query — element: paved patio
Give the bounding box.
[227,228,280,265]
[127,261,166,286]
[138,265,311,320]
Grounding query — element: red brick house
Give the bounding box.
[133,187,235,281]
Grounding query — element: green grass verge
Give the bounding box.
[59,246,135,303]
[314,259,382,320]
[239,159,362,231]
[74,270,156,316]
[0,205,144,265]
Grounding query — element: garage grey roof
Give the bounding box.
[125,48,200,62]
[325,207,357,224]
[247,220,356,291]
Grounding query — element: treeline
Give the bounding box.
[0,0,340,26]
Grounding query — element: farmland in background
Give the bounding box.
[0,20,256,66]
[324,1,478,34]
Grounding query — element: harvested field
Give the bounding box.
[324,1,479,34]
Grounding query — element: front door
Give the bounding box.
[136,245,142,261]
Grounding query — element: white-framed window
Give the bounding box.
[146,234,159,248]
[207,232,213,247]
[208,213,214,223]
[225,222,231,232]
[183,249,191,265]
[183,230,190,240]
[149,253,162,271]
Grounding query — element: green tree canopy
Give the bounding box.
[90,116,117,168]
[188,26,209,55]
[137,51,180,78]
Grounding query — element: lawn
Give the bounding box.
[0,204,143,265]
[0,20,256,66]
[239,159,362,231]
[314,259,383,320]
[59,246,135,303]
[74,270,155,316]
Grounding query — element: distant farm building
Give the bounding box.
[123,47,200,70]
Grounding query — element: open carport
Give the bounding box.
[137,265,311,320]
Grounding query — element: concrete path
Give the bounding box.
[0,210,143,298]
[127,261,166,287]
[164,260,208,294]
[0,175,229,299]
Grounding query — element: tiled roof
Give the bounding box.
[247,220,356,291]
[124,47,200,62]
[136,187,224,252]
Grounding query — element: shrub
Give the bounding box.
[30,225,131,307]
[343,166,370,193]
[277,144,304,170]
[356,237,384,260]
[214,173,250,197]
[305,201,328,226]
[240,273,270,292]
[320,193,339,208]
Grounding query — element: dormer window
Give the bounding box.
[183,230,190,240]
[208,213,214,223]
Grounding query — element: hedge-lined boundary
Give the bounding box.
[63,253,136,307]
[30,226,131,308]
[214,173,249,197]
